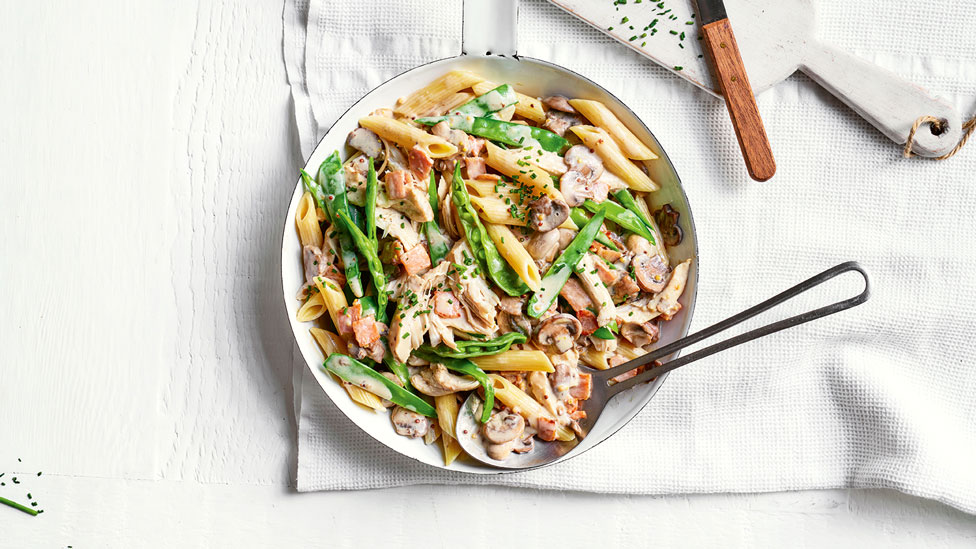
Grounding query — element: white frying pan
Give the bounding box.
[551,0,961,157]
[281,0,698,473]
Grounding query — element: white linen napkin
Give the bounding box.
[283,0,976,513]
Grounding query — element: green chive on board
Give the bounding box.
[547,0,961,157]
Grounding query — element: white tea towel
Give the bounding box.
[283,0,976,513]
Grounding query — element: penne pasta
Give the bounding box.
[395,70,484,118]
[580,347,611,370]
[435,394,459,438]
[424,423,442,445]
[484,223,542,291]
[569,99,658,160]
[296,290,328,322]
[485,141,562,199]
[616,340,646,361]
[296,191,324,248]
[359,116,458,158]
[489,374,575,441]
[441,432,463,466]
[310,327,348,355]
[570,126,660,192]
[438,91,476,116]
[473,81,546,123]
[314,276,349,334]
[464,179,498,197]
[472,350,554,372]
[470,195,526,226]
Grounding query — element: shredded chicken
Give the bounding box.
[575,253,617,327]
[387,262,450,362]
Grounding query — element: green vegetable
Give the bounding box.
[611,189,657,245]
[303,153,363,297]
[570,207,618,251]
[324,354,436,417]
[383,355,411,388]
[357,295,379,318]
[450,163,529,297]
[416,114,569,153]
[591,320,619,340]
[411,349,494,422]
[0,495,39,517]
[452,84,518,117]
[424,171,451,265]
[365,157,378,247]
[417,332,526,359]
[582,198,656,243]
[335,209,388,323]
[527,208,607,318]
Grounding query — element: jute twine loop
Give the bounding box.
[903,114,976,159]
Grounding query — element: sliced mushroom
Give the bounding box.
[559,170,608,207]
[543,95,576,113]
[632,253,670,293]
[486,440,517,461]
[498,295,526,315]
[542,110,583,137]
[525,228,562,261]
[483,409,526,444]
[391,406,430,438]
[347,127,383,158]
[610,272,640,304]
[511,432,535,454]
[527,195,570,232]
[653,203,683,247]
[410,363,480,397]
[563,145,604,180]
[535,313,583,354]
[498,311,533,336]
[626,234,655,256]
[620,320,660,348]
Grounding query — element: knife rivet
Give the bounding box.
[720,42,727,49]
[731,76,737,82]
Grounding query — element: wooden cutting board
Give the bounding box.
[548,0,962,157]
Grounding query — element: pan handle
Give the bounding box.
[462,0,519,57]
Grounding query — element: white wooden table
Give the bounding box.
[1,1,974,546]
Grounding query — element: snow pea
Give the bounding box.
[415,114,569,153]
[324,354,436,417]
[424,171,451,265]
[527,207,607,318]
[417,332,526,359]
[452,84,518,117]
[570,207,618,251]
[611,190,657,246]
[450,163,529,297]
[582,198,655,243]
[335,209,387,323]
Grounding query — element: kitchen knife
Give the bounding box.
[694,0,776,181]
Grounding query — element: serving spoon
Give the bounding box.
[456,261,870,469]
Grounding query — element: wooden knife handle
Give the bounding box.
[701,18,776,181]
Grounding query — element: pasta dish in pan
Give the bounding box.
[292,70,691,463]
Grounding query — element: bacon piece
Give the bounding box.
[570,373,592,400]
[352,315,381,347]
[433,290,462,319]
[398,243,431,276]
[560,278,594,312]
[536,417,558,442]
[589,241,623,263]
[385,170,413,199]
[569,410,587,421]
[593,258,621,287]
[464,157,487,179]
[335,302,362,336]
[576,309,598,336]
[408,145,433,180]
